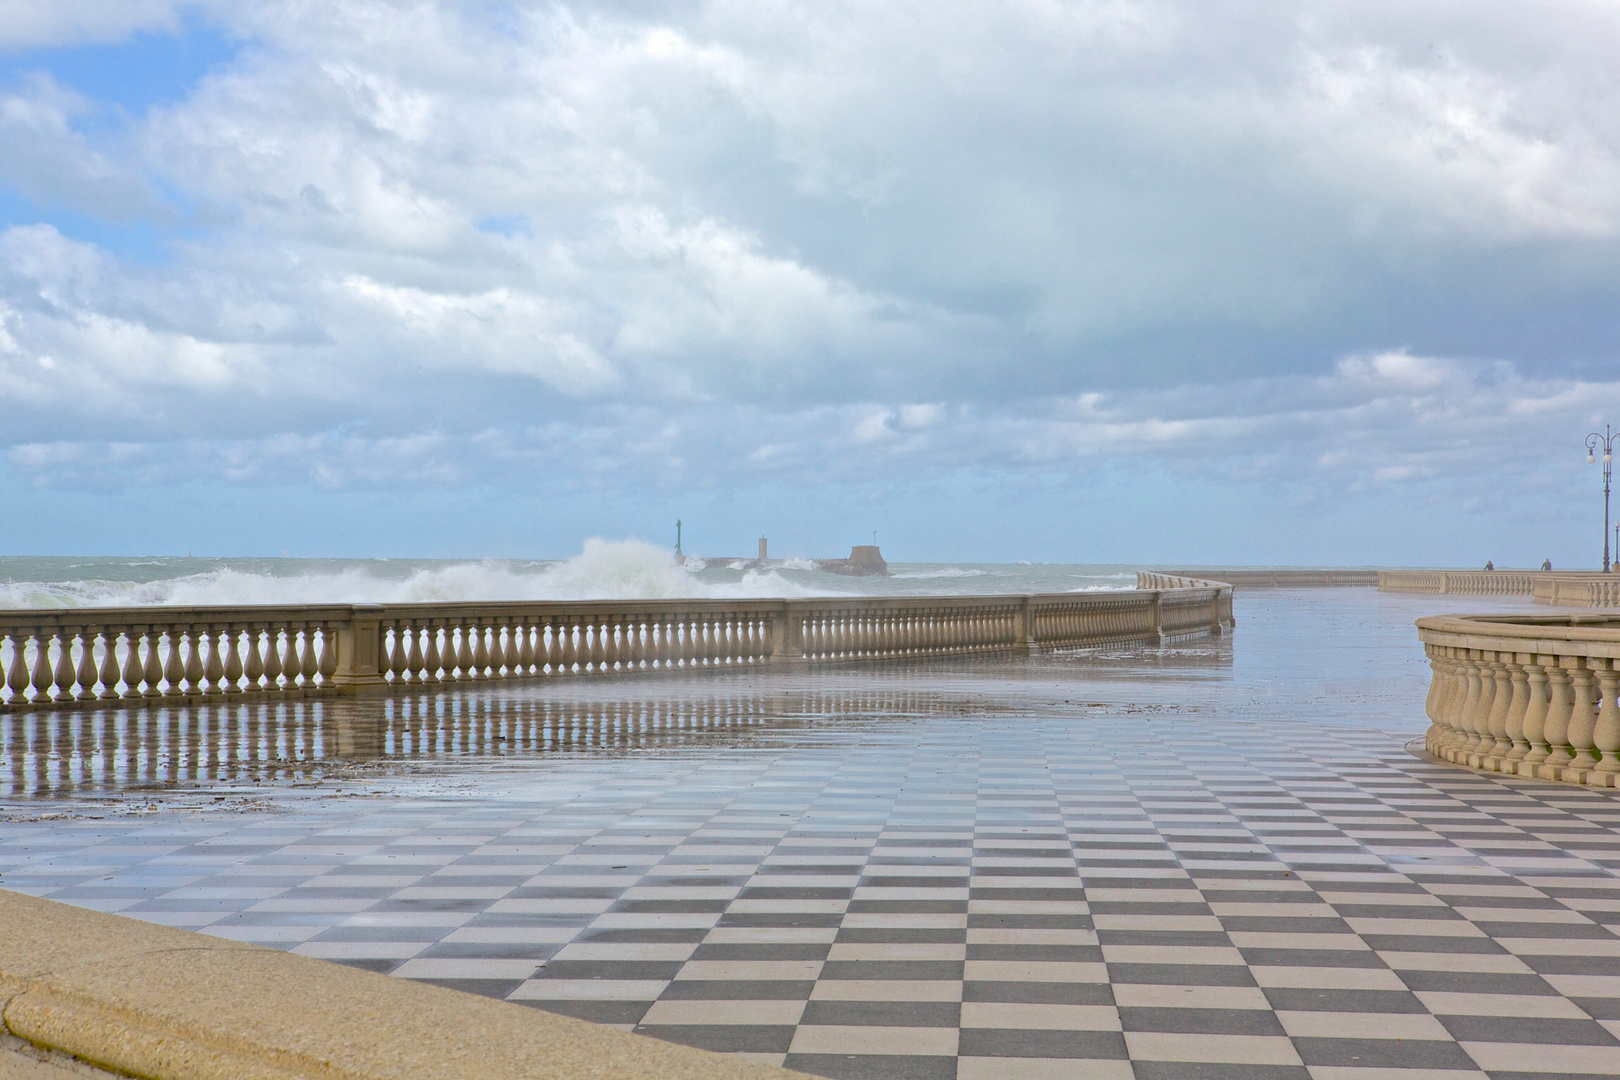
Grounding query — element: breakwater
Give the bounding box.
[0,577,1230,711]
[1157,568,1380,587]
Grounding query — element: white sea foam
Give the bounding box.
[0,546,1142,609]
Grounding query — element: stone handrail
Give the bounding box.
[0,587,1231,711]
[1416,613,1620,786]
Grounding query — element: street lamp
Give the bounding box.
[1587,426,1616,571]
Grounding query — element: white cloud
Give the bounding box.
[0,0,1618,556]
[0,0,188,49]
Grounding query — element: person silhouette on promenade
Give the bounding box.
[1485,561,1495,571]
[1542,559,1552,571]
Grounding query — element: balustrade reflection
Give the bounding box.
[0,687,956,800]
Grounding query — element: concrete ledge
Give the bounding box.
[0,890,802,1080]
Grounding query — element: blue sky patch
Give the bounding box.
[0,16,241,124]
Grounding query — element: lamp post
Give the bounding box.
[1588,426,1616,572]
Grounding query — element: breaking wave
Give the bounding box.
[0,540,824,609]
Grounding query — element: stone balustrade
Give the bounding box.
[1382,570,1540,596]
[0,585,1231,712]
[1381,569,1620,606]
[1156,568,1379,587]
[1417,613,1620,786]
[1533,575,1620,608]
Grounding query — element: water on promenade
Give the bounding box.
[9,587,1620,1080]
[0,589,1531,802]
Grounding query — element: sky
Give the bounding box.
[2,0,1619,566]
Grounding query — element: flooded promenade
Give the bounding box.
[7,589,1620,1079]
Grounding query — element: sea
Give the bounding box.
[0,540,1148,608]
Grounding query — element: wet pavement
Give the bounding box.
[6,590,1619,1080]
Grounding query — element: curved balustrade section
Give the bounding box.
[1417,613,1620,787]
[0,586,1232,713]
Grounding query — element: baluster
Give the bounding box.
[374,625,394,682]
[623,618,640,671]
[31,631,58,702]
[317,627,336,685]
[443,624,461,680]
[277,628,300,690]
[554,622,572,675]
[1438,649,1468,756]
[0,633,16,705]
[494,622,510,675]
[1423,646,1446,753]
[422,623,441,684]
[1457,654,1485,757]
[52,630,80,701]
[221,629,243,694]
[297,627,317,687]
[451,624,470,679]
[643,621,661,670]
[441,626,459,680]
[97,631,121,700]
[71,631,97,700]
[176,627,202,696]
[243,629,266,692]
[535,622,553,675]
[1520,656,1552,771]
[404,623,424,682]
[127,630,153,697]
[1484,655,1513,766]
[1563,659,1599,781]
[267,628,288,690]
[472,623,491,679]
[158,627,183,696]
[196,628,220,696]
[490,623,510,677]
[1540,659,1576,774]
[678,618,695,668]
[585,621,603,673]
[517,621,536,674]
[1499,655,1530,764]
[384,624,405,682]
[1591,659,1620,782]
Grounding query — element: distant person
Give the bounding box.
[1484,560,1495,571]
[1542,559,1552,571]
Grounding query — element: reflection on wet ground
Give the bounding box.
[0,588,1554,803]
[0,645,1223,799]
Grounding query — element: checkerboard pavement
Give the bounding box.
[8,708,1620,1080]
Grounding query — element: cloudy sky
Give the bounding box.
[2,0,1618,565]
